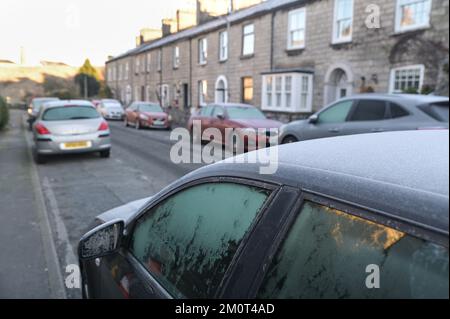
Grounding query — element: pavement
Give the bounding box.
[0,110,216,298]
[0,110,55,298]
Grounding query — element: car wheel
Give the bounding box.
[34,151,46,164]
[282,136,299,144]
[100,150,110,158]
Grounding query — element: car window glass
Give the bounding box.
[212,106,224,117]
[419,102,449,122]
[318,101,353,124]
[390,103,409,119]
[349,100,387,121]
[42,106,100,121]
[201,105,214,116]
[257,201,449,299]
[130,182,271,298]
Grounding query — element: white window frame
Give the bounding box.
[198,80,207,106]
[158,84,170,107]
[219,31,228,61]
[157,50,162,72]
[125,62,129,80]
[135,58,140,75]
[199,38,207,65]
[242,23,255,56]
[262,73,314,113]
[389,64,425,94]
[146,53,151,73]
[332,0,354,44]
[395,0,432,33]
[287,8,306,50]
[145,85,151,101]
[173,46,180,69]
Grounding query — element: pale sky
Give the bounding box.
[0,0,195,66]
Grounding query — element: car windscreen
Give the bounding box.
[227,107,266,119]
[419,102,449,122]
[42,106,100,121]
[139,104,163,113]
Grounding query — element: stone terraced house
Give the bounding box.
[106,0,449,124]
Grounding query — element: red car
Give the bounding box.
[124,102,171,130]
[187,103,283,151]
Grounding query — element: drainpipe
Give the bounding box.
[270,11,275,71]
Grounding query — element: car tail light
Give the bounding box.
[98,121,109,131]
[35,123,51,135]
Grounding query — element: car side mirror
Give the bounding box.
[78,220,124,260]
[217,113,225,120]
[309,115,318,124]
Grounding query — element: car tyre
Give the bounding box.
[282,136,299,144]
[34,152,46,164]
[100,150,111,158]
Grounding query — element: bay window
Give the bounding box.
[262,73,313,113]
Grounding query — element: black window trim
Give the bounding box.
[247,188,449,298]
[346,99,389,122]
[122,176,281,299]
[387,102,411,119]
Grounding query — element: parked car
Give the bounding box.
[32,100,111,164]
[27,97,59,130]
[78,130,449,299]
[187,103,282,151]
[98,100,125,120]
[124,101,171,130]
[279,94,449,144]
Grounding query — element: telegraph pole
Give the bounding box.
[84,75,88,99]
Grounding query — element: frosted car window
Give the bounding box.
[257,202,449,299]
[130,182,270,298]
[318,100,353,123]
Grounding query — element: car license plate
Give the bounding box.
[153,120,164,126]
[62,141,90,149]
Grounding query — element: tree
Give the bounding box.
[74,59,100,97]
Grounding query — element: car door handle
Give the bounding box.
[371,128,385,133]
[328,128,340,133]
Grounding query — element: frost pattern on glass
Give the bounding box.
[81,224,120,258]
[257,202,449,299]
[130,183,269,298]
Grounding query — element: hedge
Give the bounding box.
[0,96,9,131]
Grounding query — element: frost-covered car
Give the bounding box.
[79,130,449,299]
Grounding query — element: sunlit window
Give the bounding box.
[396,0,432,32]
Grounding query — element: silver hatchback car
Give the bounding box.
[32,100,112,164]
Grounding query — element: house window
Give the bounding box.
[145,85,151,101]
[134,86,140,102]
[198,80,207,106]
[389,65,425,94]
[333,0,353,43]
[219,31,228,61]
[141,56,145,73]
[266,77,273,107]
[157,51,162,72]
[262,73,313,113]
[199,38,207,65]
[146,53,151,73]
[173,46,180,69]
[395,0,432,32]
[288,8,306,49]
[241,77,254,104]
[125,62,129,80]
[275,77,282,107]
[242,24,255,56]
[135,58,140,75]
[158,84,170,107]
